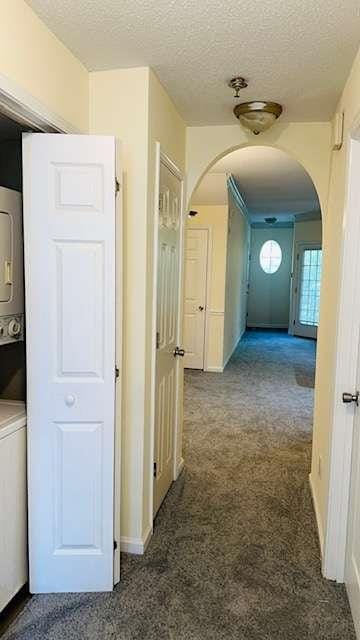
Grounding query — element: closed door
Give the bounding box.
[23,133,116,593]
[345,342,360,636]
[183,228,208,369]
[154,158,183,516]
[293,243,322,339]
[247,229,293,329]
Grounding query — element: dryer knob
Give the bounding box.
[8,319,21,337]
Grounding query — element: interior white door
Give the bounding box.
[183,228,208,369]
[292,243,322,339]
[23,133,116,593]
[153,158,182,516]
[345,346,360,636]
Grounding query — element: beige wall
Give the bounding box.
[90,67,186,546]
[186,203,228,371]
[186,123,331,215]
[293,219,322,245]
[223,190,250,365]
[90,67,149,544]
[311,46,360,546]
[0,0,88,131]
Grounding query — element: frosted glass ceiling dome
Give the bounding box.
[233,101,283,135]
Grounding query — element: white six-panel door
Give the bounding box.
[153,158,182,516]
[183,228,208,370]
[23,134,116,593]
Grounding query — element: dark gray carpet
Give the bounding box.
[3,330,355,639]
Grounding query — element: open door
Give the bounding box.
[153,155,183,516]
[23,134,116,593]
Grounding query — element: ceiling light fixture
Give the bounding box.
[233,101,283,135]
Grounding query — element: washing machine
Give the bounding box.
[0,186,24,345]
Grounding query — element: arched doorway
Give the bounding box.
[183,145,322,373]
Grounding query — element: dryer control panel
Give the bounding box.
[0,314,24,345]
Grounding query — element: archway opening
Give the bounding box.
[181,143,324,601]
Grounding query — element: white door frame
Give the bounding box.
[186,225,212,371]
[0,74,122,584]
[150,143,185,525]
[324,110,360,582]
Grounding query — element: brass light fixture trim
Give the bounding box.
[228,77,248,98]
[234,101,283,135]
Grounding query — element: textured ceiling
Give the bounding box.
[26,0,360,125]
[192,146,320,222]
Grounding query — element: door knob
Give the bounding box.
[198,306,204,311]
[342,391,359,406]
[174,346,185,357]
[65,394,76,407]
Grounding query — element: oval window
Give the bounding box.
[259,240,282,274]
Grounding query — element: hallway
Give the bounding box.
[3,331,355,639]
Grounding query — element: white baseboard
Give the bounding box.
[205,365,224,373]
[175,457,185,479]
[120,525,152,555]
[309,473,324,558]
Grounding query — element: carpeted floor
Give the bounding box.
[3,330,355,639]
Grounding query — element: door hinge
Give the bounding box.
[115,366,120,381]
[293,320,296,325]
[114,540,118,551]
[156,331,160,349]
[115,178,120,195]
[153,462,157,478]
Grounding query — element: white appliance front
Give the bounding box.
[0,186,24,345]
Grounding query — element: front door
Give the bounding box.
[23,133,116,593]
[183,228,208,369]
[153,157,183,516]
[345,343,360,636]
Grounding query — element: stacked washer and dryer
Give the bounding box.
[0,186,27,612]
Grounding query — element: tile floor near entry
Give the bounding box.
[3,330,355,640]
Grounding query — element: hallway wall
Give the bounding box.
[223,189,250,365]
